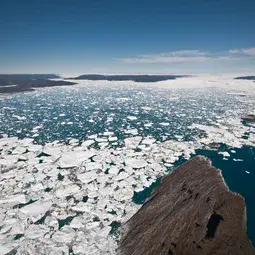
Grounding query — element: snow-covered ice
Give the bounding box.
[0,136,198,254]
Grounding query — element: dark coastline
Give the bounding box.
[234,76,255,80]
[0,74,77,94]
[69,74,189,82]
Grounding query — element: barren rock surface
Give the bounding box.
[119,156,255,255]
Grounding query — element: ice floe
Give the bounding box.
[0,136,198,254]
[125,158,148,169]
[188,118,255,148]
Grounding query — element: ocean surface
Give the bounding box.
[0,83,251,143]
[0,80,254,248]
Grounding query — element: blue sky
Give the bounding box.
[1,0,255,75]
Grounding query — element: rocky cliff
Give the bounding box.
[119,156,255,255]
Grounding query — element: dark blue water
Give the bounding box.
[196,146,255,245]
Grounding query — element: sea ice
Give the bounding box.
[125,158,148,169]
[127,116,137,121]
[219,151,231,157]
[124,136,142,148]
[20,201,52,222]
[55,184,81,197]
[52,226,76,243]
[0,194,27,207]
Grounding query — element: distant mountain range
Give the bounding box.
[69,74,189,82]
[1,74,254,94]
[235,76,255,80]
[0,74,77,94]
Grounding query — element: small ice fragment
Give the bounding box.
[56,184,81,197]
[142,138,156,145]
[233,158,243,162]
[88,134,97,139]
[159,122,169,126]
[58,151,95,168]
[116,97,129,101]
[52,226,76,243]
[92,155,103,162]
[103,131,114,136]
[144,122,153,127]
[141,106,152,111]
[127,116,137,121]
[108,166,119,174]
[20,200,52,222]
[109,136,118,142]
[69,217,84,229]
[77,171,97,183]
[95,137,108,143]
[0,244,16,255]
[25,225,49,239]
[219,151,230,157]
[0,194,27,206]
[125,158,147,169]
[13,115,26,121]
[81,140,94,147]
[124,136,142,148]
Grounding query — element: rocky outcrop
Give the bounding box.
[242,114,255,124]
[235,76,255,80]
[119,156,255,255]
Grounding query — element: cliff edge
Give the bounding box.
[119,156,255,255]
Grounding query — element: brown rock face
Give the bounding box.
[119,156,255,255]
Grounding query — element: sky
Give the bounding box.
[1,0,255,75]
